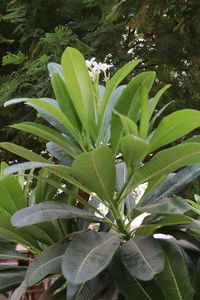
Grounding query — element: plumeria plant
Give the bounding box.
[1,47,200,299]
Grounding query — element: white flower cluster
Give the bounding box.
[85,58,113,82]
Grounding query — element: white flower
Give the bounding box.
[85,57,96,69]
[99,62,113,72]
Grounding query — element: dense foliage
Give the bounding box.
[1,0,200,162]
[0,47,200,299]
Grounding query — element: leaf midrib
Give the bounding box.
[136,148,200,186]
[151,114,200,151]
[74,235,117,283]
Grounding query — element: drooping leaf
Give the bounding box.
[25,243,68,286]
[142,164,200,205]
[120,135,149,169]
[47,142,74,166]
[0,244,30,261]
[149,109,200,152]
[71,147,116,202]
[11,122,78,158]
[134,143,200,187]
[11,201,102,227]
[26,98,78,139]
[0,273,25,294]
[0,215,41,252]
[136,197,190,215]
[135,214,194,236]
[121,236,164,281]
[62,231,120,284]
[156,240,194,300]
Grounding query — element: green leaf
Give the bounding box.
[135,214,194,236]
[97,85,126,145]
[0,215,41,252]
[51,73,81,130]
[18,223,59,245]
[0,244,30,261]
[114,112,139,136]
[109,253,164,300]
[134,143,200,187]
[149,85,171,119]
[121,236,164,281]
[25,243,68,286]
[156,240,194,300]
[10,280,27,300]
[0,273,25,294]
[102,60,141,116]
[0,176,26,214]
[139,86,151,139]
[61,47,95,134]
[67,272,109,300]
[111,71,156,154]
[0,142,49,163]
[47,142,74,166]
[62,231,120,284]
[142,164,200,206]
[194,258,200,299]
[120,135,149,169]
[184,135,200,143]
[26,98,78,139]
[149,109,200,152]
[137,197,190,214]
[11,201,102,227]
[71,147,116,202]
[11,122,79,158]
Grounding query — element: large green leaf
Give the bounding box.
[61,47,95,135]
[62,231,120,284]
[121,236,164,281]
[142,164,200,206]
[111,71,155,154]
[71,147,116,202]
[109,253,164,300]
[149,109,200,152]
[0,175,26,214]
[11,201,102,227]
[11,122,79,158]
[25,243,68,286]
[114,112,139,136]
[120,135,149,169]
[51,73,81,130]
[156,240,194,300]
[134,143,200,187]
